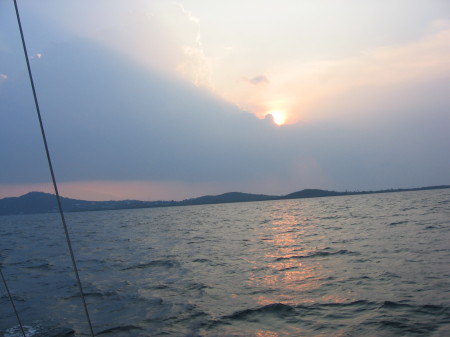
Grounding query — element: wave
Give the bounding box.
[379,301,450,316]
[24,263,53,270]
[3,324,74,337]
[389,220,409,226]
[64,290,118,299]
[275,249,358,261]
[122,259,180,270]
[213,300,450,331]
[223,303,295,320]
[96,324,143,335]
[222,301,374,321]
[192,258,211,263]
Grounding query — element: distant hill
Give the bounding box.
[283,185,450,199]
[0,191,278,215]
[284,189,343,199]
[0,192,172,216]
[0,185,449,216]
[181,192,278,205]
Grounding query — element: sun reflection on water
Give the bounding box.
[255,330,280,337]
[247,201,330,306]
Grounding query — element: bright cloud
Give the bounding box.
[113,2,449,125]
[223,26,450,124]
[170,3,212,88]
[24,1,449,126]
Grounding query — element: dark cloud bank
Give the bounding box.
[1,38,449,194]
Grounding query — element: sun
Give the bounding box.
[267,110,287,126]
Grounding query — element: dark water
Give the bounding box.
[1,189,449,336]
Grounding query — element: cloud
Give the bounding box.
[177,45,211,87]
[69,6,182,77]
[173,3,212,88]
[264,113,274,122]
[245,75,269,86]
[430,19,450,31]
[30,53,43,59]
[223,27,450,124]
[0,74,7,80]
[74,2,213,89]
[2,14,449,200]
[0,38,286,188]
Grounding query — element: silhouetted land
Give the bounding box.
[1,185,449,216]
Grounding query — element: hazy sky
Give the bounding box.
[1,0,450,201]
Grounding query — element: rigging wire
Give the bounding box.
[12,1,95,336]
[0,268,26,337]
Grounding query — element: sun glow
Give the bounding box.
[267,110,287,126]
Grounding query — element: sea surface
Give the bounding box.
[1,189,449,337]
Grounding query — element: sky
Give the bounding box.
[1,0,450,201]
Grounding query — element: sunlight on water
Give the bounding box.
[255,330,280,337]
[249,201,328,305]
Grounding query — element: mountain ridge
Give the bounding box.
[1,185,449,216]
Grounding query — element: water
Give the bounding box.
[1,189,449,336]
